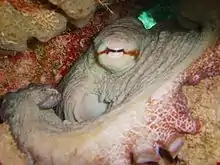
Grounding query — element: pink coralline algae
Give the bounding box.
[185,40,220,85]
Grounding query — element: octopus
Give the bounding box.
[0,16,219,165]
[56,16,218,124]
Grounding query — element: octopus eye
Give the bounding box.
[97,48,125,56]
[105,47,125,54]
[107,47,124,53]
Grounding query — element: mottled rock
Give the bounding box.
[48,0,98,28]
[0,123,28,165]
[178,59,220,164]
[0,1,67,52]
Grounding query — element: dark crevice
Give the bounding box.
[27,37,42,50]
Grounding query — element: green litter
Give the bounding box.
[138,0,179,29]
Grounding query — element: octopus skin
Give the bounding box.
[56,17,219,124]
[0,18,220,165]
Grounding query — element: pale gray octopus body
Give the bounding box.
[1,17,220,165]
[56,17,217,123]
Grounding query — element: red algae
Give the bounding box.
[4,0,39,12]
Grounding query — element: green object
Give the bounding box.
[138,0,179,29]
[138,12,157,29]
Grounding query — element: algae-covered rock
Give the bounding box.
[0,1,67,52]
[0,123,28,165]
[48,0,98,28]
[178,76,220,165]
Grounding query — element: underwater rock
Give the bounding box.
[0,123,28,165]
[0,0,129,52]
[47,0,126,28]
[178,0,220,23]
[48,0,97,28]
[177,40,220,165]
[0,1,67,52]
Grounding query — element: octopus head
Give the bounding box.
[96,34,140,73]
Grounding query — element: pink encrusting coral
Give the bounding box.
[185,39,220,85]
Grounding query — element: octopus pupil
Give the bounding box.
[106,47,125,53]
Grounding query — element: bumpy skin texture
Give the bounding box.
[0,84,62,120]
[0,84,64,157]
[56,17,218,123]
[1,17,219,165]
